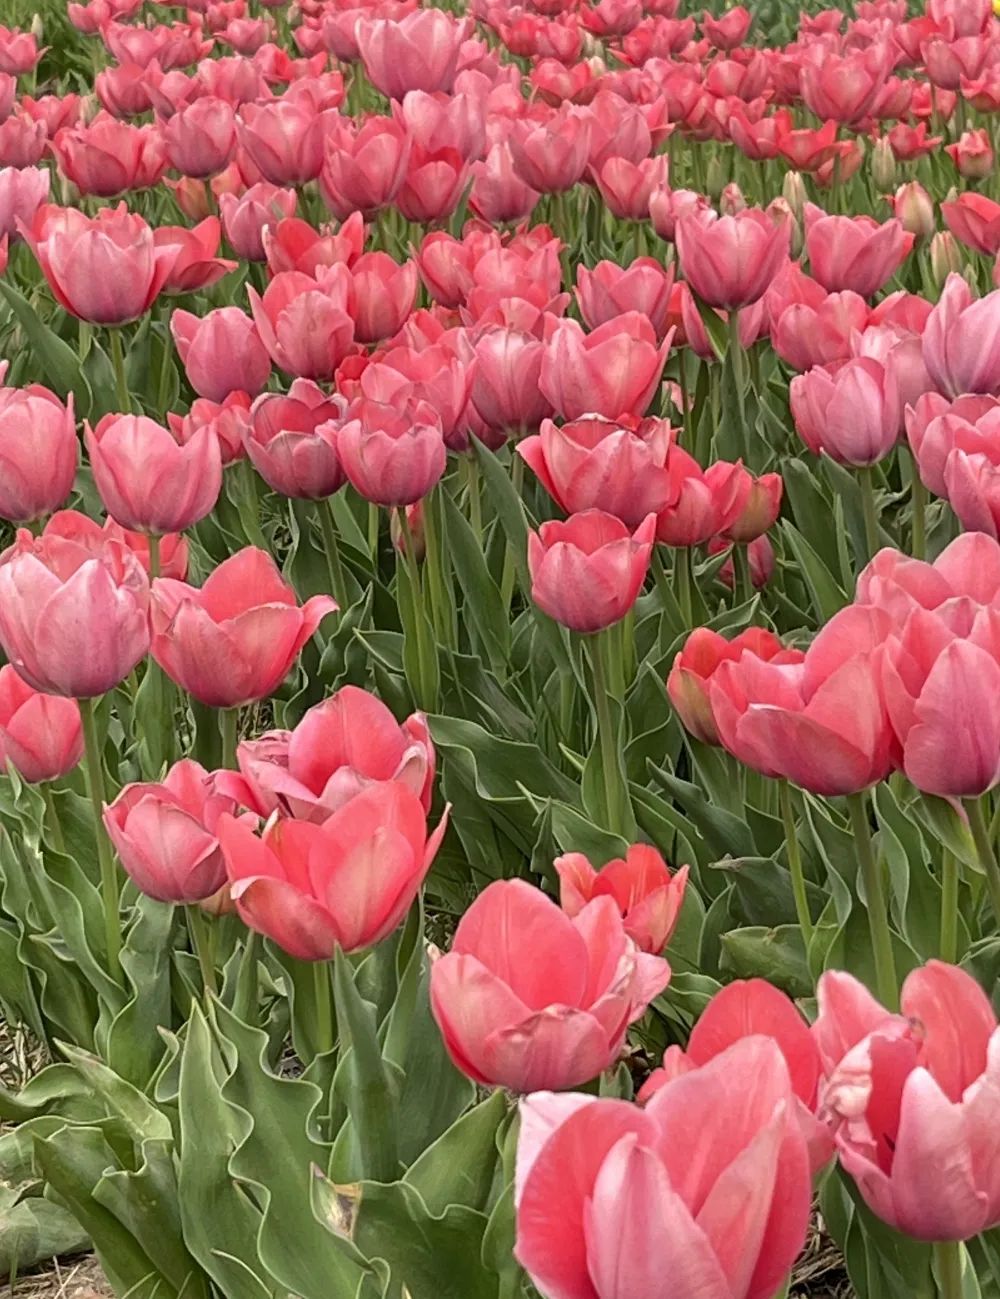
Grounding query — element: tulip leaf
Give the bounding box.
[0,280,93,412]
[647,762,757,861]
[718,925,812,998]
[440,485,510,671]
[780,520,848,623]
[404,1092,508,1215]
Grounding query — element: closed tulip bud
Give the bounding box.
[245,381,346,499]
[218,182,297,261]
[677,207,791,310]
[0,385,77,525]
[171,306,271,402]
[162,96,237,178]
[0,527,150,698]
[150,547,336,708]
[892,181,935,240]
[104,759,244,904]
[249,266,356,381]
[556,844,688,955]
[390,500,426,562]
[0,165,48,242]
[335,397,446,506]
[790,358,900,466]
[528,509,655,633]
[713,533,775,590]
[719,181,746,216]
[871,135,897,191]
[655,449,749,546]
[782,169,807,223]
[217,685,434,821]
[0,664,82,783]
[931,230,963,286]
[431,879,670,1091]
[219,781,448,958]
[725,467,782,542]
[923,272,1000,397]
[947,127,995,179]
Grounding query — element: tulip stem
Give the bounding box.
[109,327,129,414]
[80,698,122,981]
[317,498,348,609]
[778,781,813,946]
[859,467,880,561]
[933,1240,964,1299]
[41,785,66,855]
[940,851,960,964]
[587,630,631,838]
[219,707,239,771]
[728,310,747,450]
[147,533,161,581]
[314,960,334,1058]
[186,905,217,1001]
[398,508,438,711]
[674,547,693,627]
[463,455,482,542]
[367,502,380,560]
[910,460,927,561]
[847,792,898,1009]
[733,544,753,608]
[966,796,1000,931]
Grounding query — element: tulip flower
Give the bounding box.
[245,381,346,500]
[0,527,150,698]
[103,759,244,904]
[469,327,555,440]
[655,449,749,546]
[515,1038,810,1299]
[817,962,1000,1241]
[528,510,656,634]
[555,844,688,955]
[804,206,914,299]
[249,267,356,382]
[24,204,175,326]
[356,10,472,99]
[676,207,791,310]
[335,397,446,507]
[395,144,469,224]
[771,290,870,372]
[575,258,674,340]
[263,213,364,277]
[0,664,82,784]
[45,509,189,582]
[162,96,237,178]
[947,127,995,179]
[509,108,592,194]
[154,220,237,296]
[518,415,675,527]
[357,344,473,452]
[218,685,434,821]
[218,781,448,958]
[236,98,333,186]
[52,115,166,197]
[0,26,42,75]
[923,273,1000,398]
[150,547,336,708]
[169,393,251,468]
[85,414,223,537]
[170,306,271,402]
[350,252,418,345]
[905,393,1000,498]
[397,89,486,161]
[0,385,77,525]
[800,47,890,123]
[430,878,671,1091]
[0,113,47,167]
[790,358,900,467]
[649,185,712,242]
[592,155,669,222]
[319,117,411,220]
[540,313,669,422]
[713,535,776,591]
[469,141,540,225]
[942,191,1000,256]
[0,165,48,242]
[218,182,297,262]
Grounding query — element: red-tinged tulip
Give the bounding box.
[103,759,244,904]
[582,0,643,36]
[509,108,592,195]
[319,117,411,220]
[591,154,668,222]
[248,266,356,382]
[395,144,470,224]
[335,397,446,506]
[0,113,46,168]
[947,127,995,179]
[150,546,335,708]
[0,27,41,76]
[24,204,175,326]
[0,528,150,698]
[396,88,486,162]
[575,257,673,341]
[710,604,893,795]
[712,534,776,592]
[555,844,688,955]
[431,878,670,1091]
[676,206,790,311]
[358,344,473,452]
[349,252,418,345]
[772,289,870,373]
[518,415,674,526]
[668,626,804,746]
[219,780,447,958]
[515,1037,810,1299]
[0,164,47,242]
[0,664,82,784]
[85,412,223,536]
[154,219,237,295]
[218,182,297,262]
[218,685,434,821]
[942,191,1000,256]
[95,62,155,119]
[800,47,890,123]
[356,10,472,99]
[470,326,553,439]
[725,468,783,543]
[46,509,189,581]
[804,206,913,299]
[414,227,493,307]
[702,3,751,47]
[263,214,363,279]
[0,385,77,525]
[923,273,1000,398]
[540,313,669,422]
[469,141,540,225]
[52,116,166,198]
[170,306,270,402]
[162,96,237,178]
[789,358,900,466]
[817,961,1000,1241]
[886,121,942,163]
[655,449,749,546]
[528,509,656,634]
[237,98,334,186]
[168,392,251,467]
[245,380,345,499]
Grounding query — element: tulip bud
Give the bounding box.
[390,500,426,561]
[767,196,801,256]
[705,154,725,202]
[30,15,43,40]
[782,170,806,224]
[871,136,897,192]
[946,128,995,179]
[930,230,963,285]
[719,182,746,215]
[892,181,935,240]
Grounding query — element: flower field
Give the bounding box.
[4,0,1000,1294]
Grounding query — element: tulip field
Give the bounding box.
[10,0,1000,1295]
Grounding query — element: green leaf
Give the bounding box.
[404,1093,508,1216]
[718,925,812,997]
[780,520,848,623]
[0,280,92,410]
[440,486,510,671]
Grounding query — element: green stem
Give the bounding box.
[80,698,122,980]
[859,467,880,562]
[186,905,218,1000]
[733,544,753,607]
[317,497,348,608]
[148,533,161,581]
[939,851,959,964]
[313,959,334,1057]
[778,781,813,945]
[41,784,66,854]
[219,707,239,771]
[910,461,927,561]
[966,796,1000,930]
[847,792,898,1009]
[675,546,693,627]
[399,508,437,711]
[109,328,129,413]
[464,455,483,542]
[500,455,525,612]
[933,1240,964,1299]
[677,350,692,448]
[157,317,172,415]
[728,310,747,454]
[367,502,380,559]
[588,631,630,837]
[421,487,452,648]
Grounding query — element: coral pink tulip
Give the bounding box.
[0,385,77,525]
[575,258,674,340]
[263,213,364,277]
[947,128,995,179]
[555,844,688,955]
[942,191,1000,256]
[319,117,410,220]
[162,96,237,178]
[249,267,356,381]
[395,144,469,224]
[171,306,270,402]
[219,781,447,957]
[905,393,1000,497]
[790,357,900,467]
[0,113,46,168]
[45,509,189,582]
[356,10,472,99]
[676,207,790,310]
[218,182,297,261]
[52,116,166,197]
[800,48,890,123]
[804,206,914,298]
[155,220,237,295]
[236,98,333,186]
[0,664,82,784]
[356,344,473,452]
[469,140,540,225]
[771,290,870,373]
[724,468,783,543]
[471,327,553,438]
[592,155,669,222]
[655,450,749,546]
[0,165,48,243]
[923,273,1000,398]
[169,393,251,467]
[540,313,669,422]
[335,398,446,506]
[509,108,592,195]
[431,878,670,1091]
[350,252,418,345]
[245,381,346,499]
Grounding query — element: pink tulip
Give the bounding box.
[518,415,675,526]
[263,213,364,277]
[170,306,270,402]
[218,685,434,821]
[702,3,751,46]
[335,398,446,506]
[25,204,175,326]
[218,181,297,261]
[942,191,1000,256]
[350,252,418,345]
[396,88,486,162]
[555,844,688,955]
[923,273,1000,398]
[45,508,189,582]
[469,140,540,225]
[804,206,914,299]
[800,47,890,123]
[650,185,712,242]
[575,258,674,340]
[431,878,670,1091]
[85,413,223,536]
[219,781,447,957]
[236,98,333,186]
[95,62,154,118]
[395,144,469,224]
[817,961,1000,1241]
[905,393,1000,498]
[889,181,935,240]
[724,467,783,543]
[713,535,776,592]
[52,115,166,197]
[249,267,356,382]
[509,106,592,194]
[162,96,237,178]
[0,27,41,76]
[155,220,237,296]
[245,380,345,499]
[710,604,893,795]
[540,313,669,422]
[150,547,335,707]
[947,127,995,179]
[0,385,77,525]
[470,326,553,439]
[592,155,669,222]
[0,664,82,784]
[103,759,244,904]
[668,627,804,746]
[357,344,473,452]
[655,449,749,546]
[790,358,900,466]
[0,527,150,698]
[771,290,870,373]
[0,113,46,167]
[0,165,48,242]
[356,10,472,99]
[515,1037,810,1299]
[319,117,411,220]
[528,509,655,633]
[676,207,791,310]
